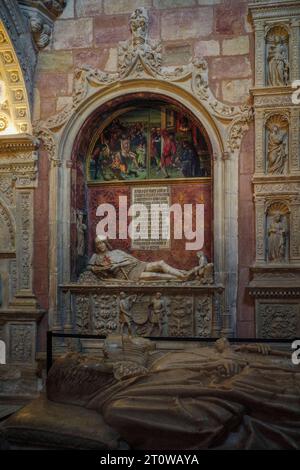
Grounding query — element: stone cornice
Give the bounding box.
[0,134,39,154]
[249,1,300,22]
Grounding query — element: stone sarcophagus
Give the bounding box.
[60,278,223,341]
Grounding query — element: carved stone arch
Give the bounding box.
[264,111,289,127]
[0,1,36,110]
[265,199,290,215]
[39,6,252,336]
[265,24,290,39]
[0,20,32,134]
[0,197,16,252]
[47,80,231,331]
[59,80,225,164]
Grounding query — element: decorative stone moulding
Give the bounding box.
[17,0,66,50]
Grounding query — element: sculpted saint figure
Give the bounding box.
[88,235,201,282]
[267,124,287,174]
[268,212,286,262]
[267,36,289,86]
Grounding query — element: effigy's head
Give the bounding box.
[215,337,231,353]
[95,234,111,253]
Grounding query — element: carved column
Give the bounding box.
[290,18,300,83]
[13,183,36,307]
[253,20,265,87]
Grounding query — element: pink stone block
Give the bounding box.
[74,48,110,69]
[161,7,213,40]
[94,15,129,45]
[215,2,247,35]
[210,56,251,80]
[53,18,93,50]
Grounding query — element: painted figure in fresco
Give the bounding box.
[148,292,166,336]
[267,36,289,87]
[119,292,137,336]
[161,131,177,178]
[120,137,139,176]
[151,128,161,169]
[92,143,107,179]
[267,124,287,174]
[180,140,198,177]
[268,212,286,263]
[88,235,199,281]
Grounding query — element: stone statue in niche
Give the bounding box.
[88,235,212,283]
[267,211,287,263]
[266,116,288,175]
[119,292,137,336]
[76,210,87,257]
[267,31,289,86]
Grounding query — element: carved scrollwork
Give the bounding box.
[195,296,212,337]
[227,108,254,152]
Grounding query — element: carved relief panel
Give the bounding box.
[70,288,215,339]
[256,301,300,338]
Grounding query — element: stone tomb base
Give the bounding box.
[60,277,223,342]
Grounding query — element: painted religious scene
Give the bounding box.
[88,104,211,182]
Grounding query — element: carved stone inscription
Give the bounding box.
[131,186,170,250]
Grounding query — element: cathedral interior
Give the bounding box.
[0,0,300,451]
